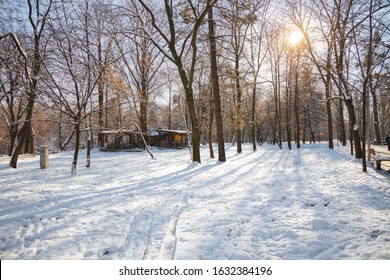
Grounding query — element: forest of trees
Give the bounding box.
[1,0,389,173]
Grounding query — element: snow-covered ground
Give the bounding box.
[0,143,389,260]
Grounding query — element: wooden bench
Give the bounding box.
[369,148,390,170]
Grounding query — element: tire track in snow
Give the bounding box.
[159,185,189,260]
[120,213,154,259]
[116,205,154,259]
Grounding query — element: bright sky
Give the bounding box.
[288,30,304,45]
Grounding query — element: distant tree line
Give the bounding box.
[1,0,389,173]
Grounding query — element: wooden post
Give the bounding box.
[40,145,49,169]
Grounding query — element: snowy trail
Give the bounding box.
[0,143,389,259]
[159,186,189,260]
[118,208,154,259]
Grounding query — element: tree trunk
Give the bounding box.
[86,120,91,168]
[325,57,334,148]
[208,79,215,158]
[251,84,257,151]
[168,82,172,130]
[345,99,362,158]
[371,88,381,145]
[338,98,347,146]
[24,124,34,154]
[235,57,242,154]
[86,138,91,168]
[208,103,214,159]
[361,0,373,172]
[273,75,279,146]
[10,100,35,168]
[8,126,17,156]
[208,7,226,161]
[140,91,148,133]
[307,112,316,143]
[286,63,292,150]
[97,37,105,148]
[362,89,367,172]
[71,121,81,175]
[177,65,201,163]
[294,63,300,149]
[350,124,354,156]
[98,79,105,148]
[277,64,283,148]
[10,104,34,168]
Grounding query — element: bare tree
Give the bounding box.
[133,0,217,163]
[0,38,25,156]
[219,0,253,153]
[286,0,335,149]
[114,11,164,134]
[300,66,323,144]
[43,0,108,174]
[208,2,226,161]
[266,22,284,148]
[1,0,53,168]
[351,0,390,171]
[244,0,270,151]
[90,0,116,148]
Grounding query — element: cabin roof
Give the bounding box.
[154,129,191,134]
[98,130,137,135]
[98,129,191,136]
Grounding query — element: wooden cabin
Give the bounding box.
[147,129,190,148]
[98,130,141,151]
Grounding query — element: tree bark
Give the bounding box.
[286,57,292,150]
[176,63,201,163]
[325,56,334,148]
[208,95,214,159]
[338,98,347,146]
[345,99,362,158]
[371,84,381,145]
[98,74,105,147]
[208,6,225,161]
[251,85,257,151]
[10,88,37,168]
[71,121,81,175]
[294,57,300,149]
[234,56,242,154]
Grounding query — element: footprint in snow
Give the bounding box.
[370,230,381,239]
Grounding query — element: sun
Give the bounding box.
[288,30,304,45]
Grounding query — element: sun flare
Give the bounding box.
[288,30,303,45]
